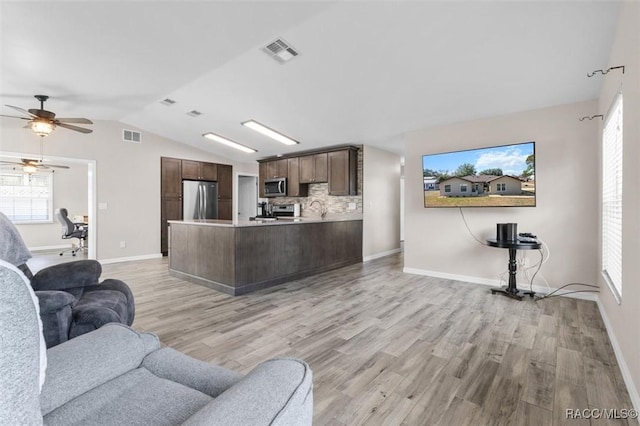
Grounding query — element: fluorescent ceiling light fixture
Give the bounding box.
[202,132,256,153]
[241,120,299,145]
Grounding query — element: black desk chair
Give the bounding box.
[55,208,87,256]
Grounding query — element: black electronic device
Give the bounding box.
[496,223,518,241]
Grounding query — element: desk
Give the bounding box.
[486,238,541,300]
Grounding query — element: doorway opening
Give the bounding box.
[235,173,258,221]
[0,151,96,261]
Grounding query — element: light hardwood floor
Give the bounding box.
[101,254,637,426]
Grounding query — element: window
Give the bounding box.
[602,92,623,301]
[444,184,451,193]
[497,183,506,192]
[0,172,53,223]
[460,184,468,193]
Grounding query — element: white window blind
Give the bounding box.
[0,172,53,223]
[602,92,623,300]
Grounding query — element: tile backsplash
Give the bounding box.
[269,148,363,217]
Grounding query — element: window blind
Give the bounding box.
[0,172,53,223]
[602,92,623,300]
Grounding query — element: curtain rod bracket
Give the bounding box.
[579,115,603,121]
[587,65,625,78]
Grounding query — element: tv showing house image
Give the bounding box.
[423,141,535,207]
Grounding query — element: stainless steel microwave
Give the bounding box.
[264,177,287,197]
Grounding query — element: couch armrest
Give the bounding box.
[40,323,160,415]
[31,260,101,291]
[142,347,242,398]
[183,358,313,426]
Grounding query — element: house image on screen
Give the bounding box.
[439,175,523,196]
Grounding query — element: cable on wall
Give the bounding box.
[458,208,486,246]
[587,65,625,78]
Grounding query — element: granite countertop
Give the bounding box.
[168,214,363,228]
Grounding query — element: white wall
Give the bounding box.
[363,145,401,260]
[597,1,640,409]
[13,162,88,250]
[0,119,257,261]
[404,100,599,290]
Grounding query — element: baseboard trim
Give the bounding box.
[100,253,163,265]
[364,248,402,262]
[402,267,597,301]
[595,296,640,412]
[29,244,70,252]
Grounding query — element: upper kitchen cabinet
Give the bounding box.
[182,160,218,181]
[161,157,182,198]
[328,148,358,196]
[263,159,288,179]
[299,153,328,183]
[287,157,308,197]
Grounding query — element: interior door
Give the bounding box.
[237,176,258,221]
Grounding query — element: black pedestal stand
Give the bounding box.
[486,239,541,301]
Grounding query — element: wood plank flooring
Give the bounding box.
[101,254,637,425]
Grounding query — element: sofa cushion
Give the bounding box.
[41,324,160,415]
[43,368,212,426]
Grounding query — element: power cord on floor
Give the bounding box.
[534,282,599,301]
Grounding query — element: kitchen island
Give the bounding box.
[168,216,363,295]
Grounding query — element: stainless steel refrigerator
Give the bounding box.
[182,180,218,220]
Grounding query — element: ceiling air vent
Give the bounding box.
[123,129,142,143]
[186,110,202,118]
[262,38,299,64]
[159,98,176,106]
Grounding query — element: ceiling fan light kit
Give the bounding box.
[2,95,93,137]
[31,119,56,137]
[241,119,299,145]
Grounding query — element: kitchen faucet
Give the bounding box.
[309,200,327,219]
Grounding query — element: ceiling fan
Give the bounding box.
[1,95,93,137]
[0,158,70,174]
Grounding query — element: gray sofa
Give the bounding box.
[0,259,313,425]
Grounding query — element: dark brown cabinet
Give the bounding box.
[287,157,308,197]
[217,164,233,220]
[328,148,358,196]
[161,157,183,255]
[299,153,327,183]
[182,160,217,181]
[161,157,233,254]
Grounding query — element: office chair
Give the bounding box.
[55,208,87,256]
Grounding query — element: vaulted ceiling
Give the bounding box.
[0,1,619,162]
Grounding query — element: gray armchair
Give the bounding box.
[0,212,134,348]
[0,260,313,425]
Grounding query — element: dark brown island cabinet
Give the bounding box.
[257,145,358,198]
[160,157,233,255]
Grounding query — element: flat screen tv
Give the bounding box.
[423,141,535,208]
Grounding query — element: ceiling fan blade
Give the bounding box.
[0,161,23,166]
[42,164,70,169]
[5,105,38,118]
[0,114,31,120]
[57,122,93,134]
[55,117,93,124]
